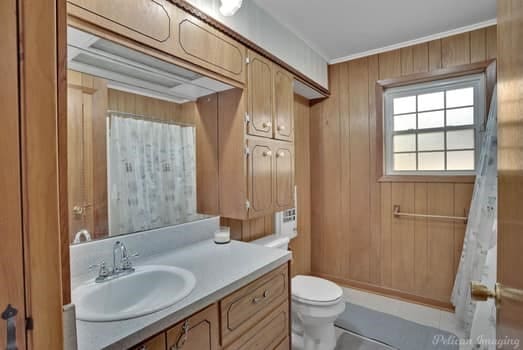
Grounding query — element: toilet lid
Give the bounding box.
[291,275,343,305]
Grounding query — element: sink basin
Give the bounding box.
[73,265,196,322]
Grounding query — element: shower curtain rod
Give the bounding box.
[107,110,195,127]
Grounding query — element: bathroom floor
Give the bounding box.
[335,287,471,350]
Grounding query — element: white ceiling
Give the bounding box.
[253,0,496,63]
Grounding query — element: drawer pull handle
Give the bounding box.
[170,320,190,350]
[252,290,270,304]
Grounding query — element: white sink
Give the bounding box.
[73,265,196,322]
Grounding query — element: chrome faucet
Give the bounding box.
[89,241,139,283]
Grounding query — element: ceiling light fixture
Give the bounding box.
[219,0,242,16]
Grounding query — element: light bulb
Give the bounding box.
[219,0,242,16]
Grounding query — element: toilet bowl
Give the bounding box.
[251,235,345,350]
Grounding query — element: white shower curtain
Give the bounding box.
[108,114,197,236]
[451,89,497,338]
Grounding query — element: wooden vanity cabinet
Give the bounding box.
[129,263,291,350]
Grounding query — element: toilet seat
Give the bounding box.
[292,275,343,306]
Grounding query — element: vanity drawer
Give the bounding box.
[166,303,220,350]
[224,301,289,350]
[220,264,289,346]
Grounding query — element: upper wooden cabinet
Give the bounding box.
[274,143,294,210]
[67,0,173,50]
[67,0,247,84]
[247,138,275,218]
[247,50,294,141]
[247,51,274,138]
[174,10,247,84]
[273,66,294,142]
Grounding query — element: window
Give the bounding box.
[384,74,485,175]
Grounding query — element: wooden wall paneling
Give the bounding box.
[413,183,429,296]
[470,28,487,63]
[453,184,473,274]
[379,50,401,80]
[400,46,414,76]
[338,62,351,280]
[426,184,455,301]
[319,64,342,277]
[310,101,323,274]
[442,32,471,67]
[348,58,371,282]
[368,55,381,284]
[412,43,429,74]
[428,39,443,71]
[391,183,415,293]
[289,95,311,276]
[20,0,64,347]
[196,94,220,215]
[380,183,393,287]
[486,25,497,60]
[0,0,27,346]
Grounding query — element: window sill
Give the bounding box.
[378,175,475,183]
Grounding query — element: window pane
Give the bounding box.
[447,150,475,170]
[447,107,474,126]
[418,132,444,151]
[393,134,416,152]
[393,96,416,114]
[418,110,444,129]
[418,152,444,171]
[394,153,416,171]
[394,114,416,131]
[446,87,474,108]
[447,129,474,150]
[418,91,444,111]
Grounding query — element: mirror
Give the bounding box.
[67,27,232,245]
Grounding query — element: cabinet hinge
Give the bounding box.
[244,146,250,156]
[245,57,250,64]
[26,317,34,330]
[246,200,251,209]
[244,112,250,124]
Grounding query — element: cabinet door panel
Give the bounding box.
[67,0,171,43]
[247,51,273,138]
[273,67,294,141]
[247,138,274,218]
[166,304,219,350]
[274,144,294,210]
[177,16,246,82]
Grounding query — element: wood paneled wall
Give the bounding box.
[311,26,497,307]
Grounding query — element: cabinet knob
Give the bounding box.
[262,121,272,129]
[277,125,286,131]
[262,151,272,157]
[276,152,285,158]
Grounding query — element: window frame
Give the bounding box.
[383,73,486,176]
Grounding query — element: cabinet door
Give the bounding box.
[247,138,274,218]
[274,143,294,211]
[132,333,166,350]
[175,10,246,84]
[273,66,294,142]
[247,51,273,138]
[67,0,172,46]
[166,304,219,350]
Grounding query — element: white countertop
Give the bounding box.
[75,239,291,350]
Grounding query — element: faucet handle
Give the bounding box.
[121,252,140,270]
[88,261,111,278]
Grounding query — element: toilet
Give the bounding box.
[252,234,345,350]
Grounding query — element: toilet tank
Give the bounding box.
[251,234,290,250]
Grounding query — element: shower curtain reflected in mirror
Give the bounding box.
[108,113,197,236]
